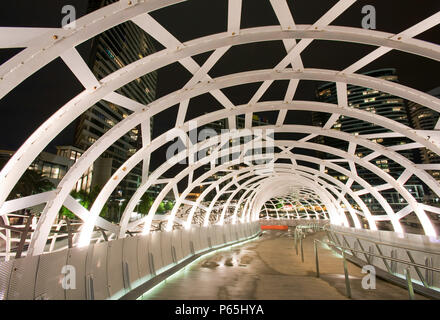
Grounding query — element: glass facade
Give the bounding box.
[74,0,158,198]
[408,87,440,181]
[314,68,424,217]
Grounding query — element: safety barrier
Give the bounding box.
[0,221,261,300]
[326,225,440,298]
[260,218,329,228]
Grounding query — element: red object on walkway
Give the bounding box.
[260,225,288,230]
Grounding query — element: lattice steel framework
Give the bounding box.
[0,0,440,259]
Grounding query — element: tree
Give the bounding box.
[276,201,284,209]
[5,169,55,224]
[157,201,166,214]
[9,169,55,200]
[59,185,108,220]
[165,201,174,211]
[138,193,154,215]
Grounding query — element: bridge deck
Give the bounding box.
[140,229,428,300]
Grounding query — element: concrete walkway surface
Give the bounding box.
[141,229,428,300]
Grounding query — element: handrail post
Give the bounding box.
[300,236,304,263]
[294,229,298,255]
[15,213,34,259]
[405,267,415,300]
[342,251,352,298]
[314,240,320,278]
[66,217,73,249]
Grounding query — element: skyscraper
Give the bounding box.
[408,87,440,182]
[313,69,424,223]
[74,0,158,198]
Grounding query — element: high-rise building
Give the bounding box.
[408,87,440,181]
[313,69,424,223]
[74,0,158,199]
[0,148,75,191]
[192,115,270,201]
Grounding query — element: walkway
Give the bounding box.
[140,229,428,300]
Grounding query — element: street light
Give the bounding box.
[117,198,126,222]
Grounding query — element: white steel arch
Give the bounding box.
[0,0,439,259]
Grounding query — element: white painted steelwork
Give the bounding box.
[0,0,439,259]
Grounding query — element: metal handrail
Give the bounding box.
[324,226,440,257]
[313,238,436,299]
[294,224,440,299]
[319,240,440,273]
[294,224,322,263]
[324,226,440,292]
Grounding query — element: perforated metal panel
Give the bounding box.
[107,239,125,299]
[87,242,109,300]
[8,255,39,300]
[253,222,259,235]
[230,224,239,242]
[213,226,224,247]
[137,234,151,281]
[0,260,13,300]
[237,224,245,240]
[160,232,173,267]
[250,222,257,236]
[34,250,68,300]
[199,226,210,250]
[242,224,249,238]
[122,236,140,289]
[224,224,232,243]
[171,229,183,263]
[180,229,192,259]
[66,246,88,300]
[247,223,253,237]
[189,227,202,253]
[149,231,164,273]
[207,226,217,247]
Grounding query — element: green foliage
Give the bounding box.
[138,193,154,215]
[157,201,166,213]
[165,201,174,211]
[60,206,76,219]
[59,185,108,220]
[9,169,55,200]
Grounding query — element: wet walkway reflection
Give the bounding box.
[140,229,427,300]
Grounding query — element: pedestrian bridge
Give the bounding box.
[0,0,440,300]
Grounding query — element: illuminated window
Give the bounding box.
[51,167,60,179]
[318,89,331,97]
[109,104,119,113]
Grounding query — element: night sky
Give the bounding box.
[0,0,439,163]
